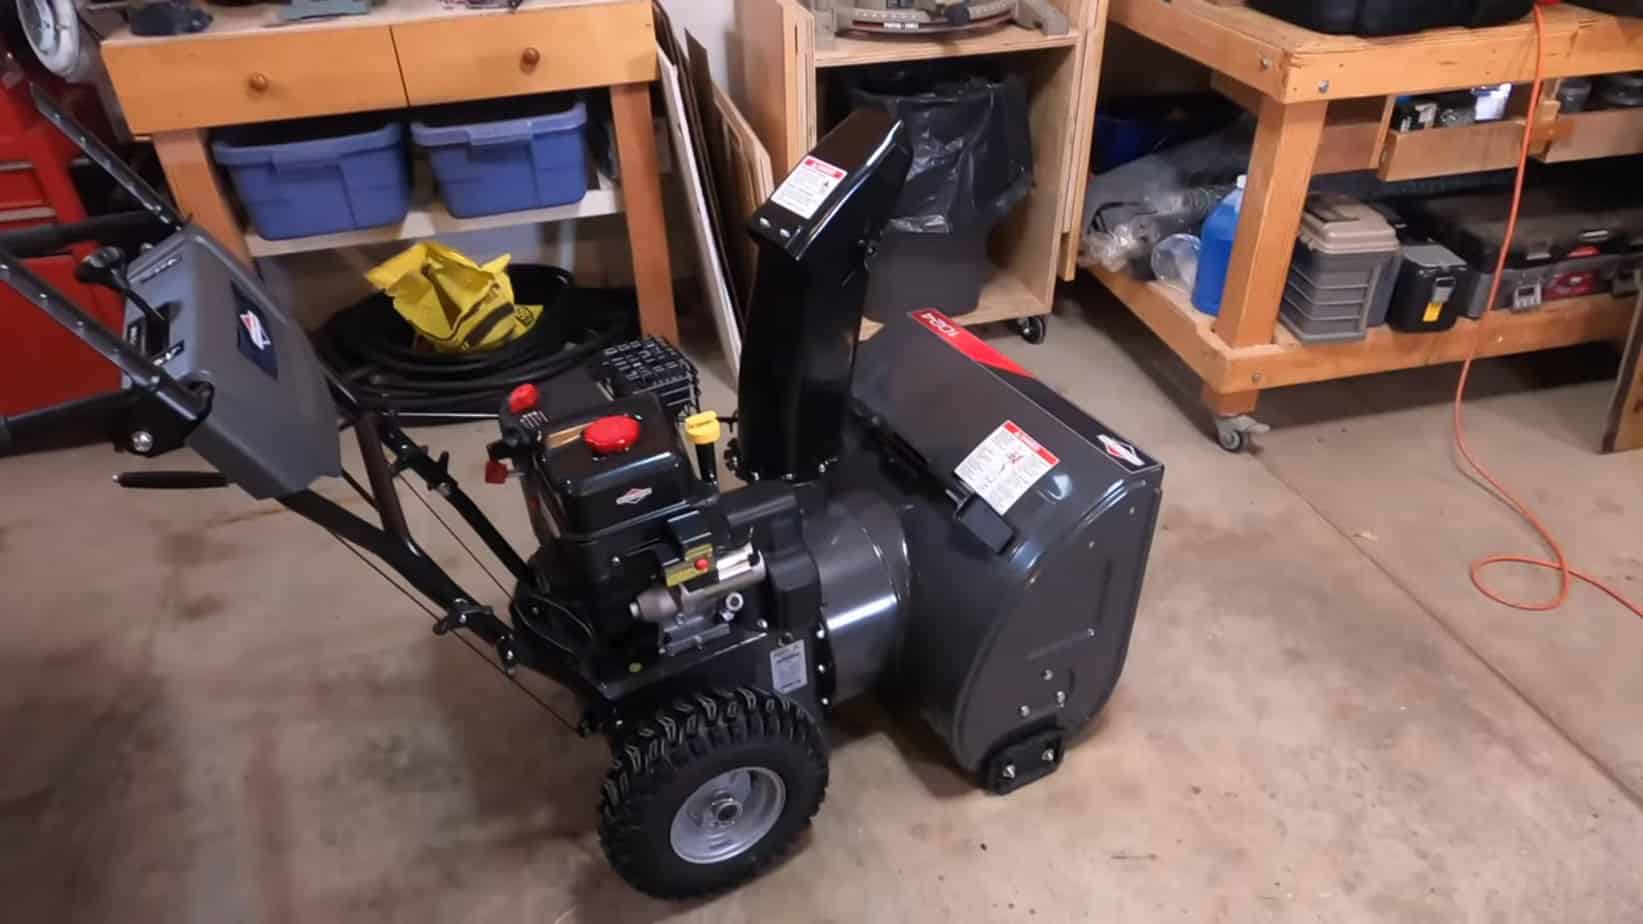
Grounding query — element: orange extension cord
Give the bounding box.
[1454,3,1643,620]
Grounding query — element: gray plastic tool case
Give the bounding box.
[1280,195,1402,343]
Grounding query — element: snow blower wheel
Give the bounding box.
[599,686,828,898]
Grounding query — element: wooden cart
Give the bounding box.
[1087,0,1643,451]
[731,0,1105,342]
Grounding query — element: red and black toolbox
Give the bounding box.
[0,78,127,418]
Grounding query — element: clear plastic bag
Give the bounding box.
[1150,233,1201,293]
[1082,186,1228,275]
[1080,117,1253,277]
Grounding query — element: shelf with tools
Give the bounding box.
[733,0,1107,340]
[1082,0,1643,440]
[1089,265,1636,392]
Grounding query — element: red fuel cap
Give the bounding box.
[583,415,642,454]
[507,384,540,415]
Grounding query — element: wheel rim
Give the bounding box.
[669,766,787,865]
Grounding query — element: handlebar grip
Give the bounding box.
[0,211,162,260]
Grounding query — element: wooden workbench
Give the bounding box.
[1090,0,1643,448]
[100,0,678,343]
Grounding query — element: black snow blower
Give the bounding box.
[0,90,1163,898]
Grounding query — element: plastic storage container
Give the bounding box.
[1387,243,1468,332]
[1192,175,1245,316]
[1279,195,1401,343]
[1248,0,1533,36]
[212,116,410,240]
[412,96,589,219]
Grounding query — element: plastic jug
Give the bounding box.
[1191,175,1246,317]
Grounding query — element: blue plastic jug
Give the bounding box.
[1191,175,1246,316]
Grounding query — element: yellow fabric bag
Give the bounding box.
[365,242,542,353]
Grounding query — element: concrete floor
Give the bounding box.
[3,282,1641,922]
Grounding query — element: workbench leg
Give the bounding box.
[150,129,251,267]
[1602,289,1643,453]
[1202,385,1259,417]
[1212,98,1328,349]
[610,82,680,345]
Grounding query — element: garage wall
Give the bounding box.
[660,0,734,80]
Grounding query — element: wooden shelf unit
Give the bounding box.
[101,0,680,342]
[1090,266,1636,392]
[734,0,1101,332]
[814,21,1080,68]
[244,165,623,258]
[1086,0,1643,443]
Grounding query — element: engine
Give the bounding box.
[486,354,908,725]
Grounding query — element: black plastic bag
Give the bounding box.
[846,63,1033,235]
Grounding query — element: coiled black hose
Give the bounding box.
[317,265,636,416]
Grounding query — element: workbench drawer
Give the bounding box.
[103,27,408,134]
[391,1,657,105]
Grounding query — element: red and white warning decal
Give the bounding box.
[910,309,1029,377]
[770,155,847,219]
[955,420,1060,515]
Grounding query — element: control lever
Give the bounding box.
[75,245,167,325]
[113,471,230,490]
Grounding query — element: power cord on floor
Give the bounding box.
[1453,3,1643,621]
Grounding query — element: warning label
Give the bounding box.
[770,155,846,219]
[770,640,808,694]
[955,420,1060,515]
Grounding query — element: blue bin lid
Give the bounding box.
[212,118,402,167]
[411,98,587,149]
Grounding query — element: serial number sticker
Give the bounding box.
[770,640,808,694]
[770,155,846,219]
[954,420,1059,515]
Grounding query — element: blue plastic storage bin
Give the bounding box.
[212,116,410,240]
[411,96,589,218]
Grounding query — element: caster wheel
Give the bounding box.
[1213,414,1269,454]
[599,686,828,899]
[1013,316,1048,344]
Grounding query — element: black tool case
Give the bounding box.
[1398,185,1643,316]
[1566,1,1643,16]
[1386,243,1469,332]
[1249,0,1533,36]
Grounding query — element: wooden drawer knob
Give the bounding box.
[248,72,270,93]
[520,47,541,71]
